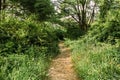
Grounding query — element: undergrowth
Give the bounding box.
[64,8,120,80]
[65,39,120,80]
[0,16,64,80]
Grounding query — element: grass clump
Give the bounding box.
[0,54,49,80]
[65,39,120,80]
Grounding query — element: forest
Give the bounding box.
[0,0,120,80]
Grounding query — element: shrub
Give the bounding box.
[0,17,61,80]
[87,9,120,44]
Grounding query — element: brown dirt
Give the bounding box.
[48,42,79,80]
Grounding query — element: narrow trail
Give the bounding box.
[48,42,79,80]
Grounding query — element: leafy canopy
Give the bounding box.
[10,0,54,20]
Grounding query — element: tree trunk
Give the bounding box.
[0,0,2,10]
[81,5,87,31]
[3,0,5,9]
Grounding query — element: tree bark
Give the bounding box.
[3,0,6,9]
[81,4,87,31]
[0,0,2,10]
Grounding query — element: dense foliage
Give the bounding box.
[9,0,54,20]
[64,0,120,79]
[0,0,120,80]
[0,16,64,79]
[87,6,120,44]
[64,10,120,79]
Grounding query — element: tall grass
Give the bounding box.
[0,54,49,80]
[65,39,120,80]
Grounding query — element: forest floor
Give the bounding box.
[48,42,79,80]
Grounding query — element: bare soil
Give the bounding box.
[48,42,79,80]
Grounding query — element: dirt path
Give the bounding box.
[48,42,79,80]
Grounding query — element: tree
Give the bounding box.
[0,0,6,20]
[10,0,54,21]
[0,0,6,10]
[34,0,54,20]
[59,0,98,31]
[0,0,1,10]
[3,0,6,9]
[99,0,114,21]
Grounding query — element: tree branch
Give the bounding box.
[71,14,80,23]
[88,3,96,25]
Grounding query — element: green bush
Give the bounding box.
[0,17,60,56]
[65,22,85,40]
[0,17,61,80]
[87,9,120,44]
